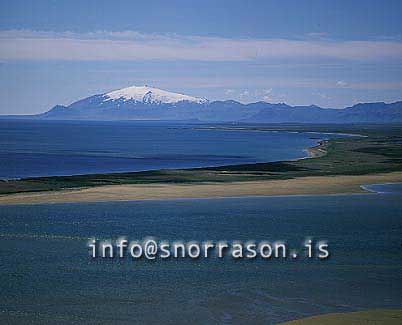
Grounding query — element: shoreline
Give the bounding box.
[1,124,401,204]
[187,126,365,138]
[1,172,401,205]
[303,140,327,159]
[280,309,402,324]
[0,130,328,182]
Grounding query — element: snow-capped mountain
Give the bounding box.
[32,85,402,123]
[103,85,208,104]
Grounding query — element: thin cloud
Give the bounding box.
[336,80,348,87]
[1,30,402,62]
[129,76,402,91]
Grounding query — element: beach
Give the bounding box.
[281,309,402,324]
[1,172,402,205]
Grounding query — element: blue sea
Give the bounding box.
[1,192,402,323]
[0,120,401,323]
[0,120,329,180]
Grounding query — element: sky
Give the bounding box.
[0,0,402,114]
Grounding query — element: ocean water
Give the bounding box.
[1,120,400,323]
[1,191,401,323]
[0,120,329,179]
[362,183,402,194]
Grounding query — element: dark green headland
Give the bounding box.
[1,124,401,195]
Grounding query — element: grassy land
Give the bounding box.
[1,124,401,195]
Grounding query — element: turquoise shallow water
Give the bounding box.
[1,190,401,323]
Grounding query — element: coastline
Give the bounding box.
[280,309,402,324]
[188,126,365,138]
[1,172,401,205]
[1,124,401,205]
[303,140,327,159]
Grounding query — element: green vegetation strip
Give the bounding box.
[1,124,401,195]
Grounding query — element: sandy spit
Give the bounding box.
[1,172,402,205]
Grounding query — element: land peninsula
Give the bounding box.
[281,309,402,324]
[1,124,401,205]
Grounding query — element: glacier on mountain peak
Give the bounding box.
[102,85,207,104]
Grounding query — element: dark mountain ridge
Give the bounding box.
[3,85,402,123]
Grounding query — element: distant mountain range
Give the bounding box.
[5,85,402,123]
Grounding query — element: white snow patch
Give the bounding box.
[103,85,207,104]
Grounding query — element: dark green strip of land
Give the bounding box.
[1,124,401,195]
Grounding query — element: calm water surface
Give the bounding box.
[1,191,401,323]
[362,183,402,194]
[0,120,400,323]
[0,120,330,179]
